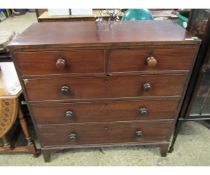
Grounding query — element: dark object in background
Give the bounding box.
[0,31,15,62]
[169,9,210,152]
[0,49,12,62]
[187,9,210,38]
[181,9,210,119]
[12,9,28,16]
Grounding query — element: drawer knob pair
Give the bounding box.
[138,107,148,116]
[69,132,77,140]
[69,131,143,140]
[56,58,66,70]
[146,56,158,67]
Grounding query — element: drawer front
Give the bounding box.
[14,50,104,76]
[38,121,173,146]
[108,47,197,72]
[25,74,187,101]
[31,99,179,124]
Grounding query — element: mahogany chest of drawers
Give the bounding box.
[8,21,200,162]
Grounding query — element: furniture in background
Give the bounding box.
[37,9,124,22]
[0,62,38,156]
[35,9,47,18]
[0,31,15,62]
[8,21,200,162]
[169,9,210,152]
[37,9,178,22]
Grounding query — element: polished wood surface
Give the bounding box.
[108,47,197,72]
[31,99,179,124]
[8,21,200,50]
[24,74,187,101]
[39,120,173,146]
[15,50,104,76]
[9,21,200,161]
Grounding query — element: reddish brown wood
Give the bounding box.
[8,21,200,51]
[14,50,104,76]
[42,149,56,162]
[31,99,179,124]
[8,21,200,161]
[38,120,173,146]
[159,143,169,157]
[24,74,187,101]
[108,47,197,72]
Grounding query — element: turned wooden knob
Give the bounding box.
[135,130,144,137]
[60,85,70,95]
[56,58,66,70]
[138,107,148,116]
[65,110,73,119]
[143,83,152,92]
[146,56,158,67]
[69,132,77,140]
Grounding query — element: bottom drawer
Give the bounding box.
[38,121,173,147]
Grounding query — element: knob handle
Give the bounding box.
[135,130,144,137]
[65,110,73,119]
[69,132,77,140]
[146,56,158,67]
[56,58,66,70]
[60,85,70,95]
[143,83,152,92]
[138,107,148,116]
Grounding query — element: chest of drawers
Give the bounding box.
[8,21,200,162]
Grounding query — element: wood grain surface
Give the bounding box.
[38,120,173,146]
[24,74,187,101]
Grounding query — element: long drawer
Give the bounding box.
[24,74,187,101]
[108,47,197,73]
[14,50,104,76]
[38,121,173,146]
[31,99,179,124]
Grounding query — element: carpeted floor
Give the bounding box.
[0,12,210,166]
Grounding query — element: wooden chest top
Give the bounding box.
[8,20,200,50]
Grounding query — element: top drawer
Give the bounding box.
[108,47,197,73]
[14,50,104,76]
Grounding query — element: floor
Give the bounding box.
[1,12,210,166]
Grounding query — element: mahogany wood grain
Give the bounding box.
[8,21,200,51]
[108,47,197,72]
[38,120,173,146]
[14,50,104,76]
[8,21,200,161]
[30,99,180,124]
[24,74,187,101]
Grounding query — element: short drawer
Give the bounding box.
[108,47,197,73]
[31,99,179,124]
[14,50,104,76]
[38,121,173,146]
[24,74,187,101]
